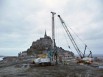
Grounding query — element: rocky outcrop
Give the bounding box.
[26,32,74,57]
[27,35,52,55]
[31,36,52,51]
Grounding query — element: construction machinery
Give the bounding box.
[58,15,93,64]
[34,53,51,66]
[32,12,56,66]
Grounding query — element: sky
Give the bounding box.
[0,0,103,56]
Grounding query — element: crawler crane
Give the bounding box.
[58,15,93,64]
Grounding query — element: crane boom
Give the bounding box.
[58,15,83,58]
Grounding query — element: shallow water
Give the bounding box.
[0,57,3,61]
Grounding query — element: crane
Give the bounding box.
[58,15,84,58]
[58,15,93,64]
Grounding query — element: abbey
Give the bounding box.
[19,31,74,59]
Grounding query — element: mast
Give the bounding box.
[51,12,56,49]
[51,12,58,65]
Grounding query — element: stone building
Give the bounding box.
[18,51,27,57]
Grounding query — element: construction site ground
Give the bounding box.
[0,61,103,77]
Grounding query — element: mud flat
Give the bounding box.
[0,61,103,77]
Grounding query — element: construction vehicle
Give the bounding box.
[34,54,51,65]
[33,49,54,66]
[33,50,57,66]
[58,15,93,64]
[82,51,93,64]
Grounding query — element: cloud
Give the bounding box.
[0,0,103,56]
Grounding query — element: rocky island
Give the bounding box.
[18,31,74,58]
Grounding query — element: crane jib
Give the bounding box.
[58,15,84,58]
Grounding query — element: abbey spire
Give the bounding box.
[44,30,47,38]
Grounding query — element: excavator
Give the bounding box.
[58,15,93,64]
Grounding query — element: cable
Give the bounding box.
[67,25,91,51]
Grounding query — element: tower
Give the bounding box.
[44,30,47,38]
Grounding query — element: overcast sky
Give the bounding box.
[0,0,103,56]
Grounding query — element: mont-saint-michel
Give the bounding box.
[19,31,74,58]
